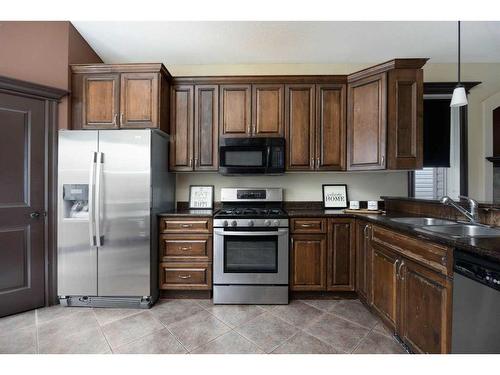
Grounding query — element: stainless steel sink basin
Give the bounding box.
[420,224,500,238]
[389,217,458,226]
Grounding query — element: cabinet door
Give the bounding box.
[327,219,355,291]
[252,84,284,137]
[285,84,315,171]
[399,259,452,354]
[194,85,219,171]
[119,72,159,128]
[290,234,326,291]
[387,69,423,170]
[170,85,194,171]
[219,84,251,137]
[81,74,120,129]
[371,243,399,331]
[316,84,346,170]
[356,221,371,302]
[347,73,387,170]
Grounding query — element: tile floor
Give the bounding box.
[0,299,407,354]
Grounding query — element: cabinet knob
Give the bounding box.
[30,212,41,219]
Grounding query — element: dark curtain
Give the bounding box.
[423,99,451,167]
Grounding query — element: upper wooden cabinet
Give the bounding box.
[71,64,170,131]
[285,84,316,170]
[219,84,251,137]
[170,84,219,172]
[347,73,387,170]
[253,84,284,137]
[316,84,346,170]
[347,59,427,171]
[285,83,346,171]
[386,69,424,169]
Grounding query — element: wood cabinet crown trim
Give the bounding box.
[71,63,172,78]
[172,75,348,85]
[347,58,429,82]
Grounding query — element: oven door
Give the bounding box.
[213,228,289,285]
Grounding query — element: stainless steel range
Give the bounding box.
[213,188,289,304]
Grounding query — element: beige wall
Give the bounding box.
[168,62,500,202]
[0,21,102,129]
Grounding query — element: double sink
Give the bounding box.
[389,217,500,238]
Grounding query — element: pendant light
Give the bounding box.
[450,21,468,107]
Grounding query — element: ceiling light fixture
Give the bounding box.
[450,21,468,107]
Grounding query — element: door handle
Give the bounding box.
[89,151,97,247]
[30,212,41,219]
[398,260,405,280]
[394,259,400,279]
[95,152,104,247]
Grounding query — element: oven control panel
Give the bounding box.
[215,218,288,228]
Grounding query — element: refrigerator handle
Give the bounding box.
[88,152,97,247]
[95,152,104,246]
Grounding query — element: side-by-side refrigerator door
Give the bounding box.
[97,130,151,296]
[57,130,98,296]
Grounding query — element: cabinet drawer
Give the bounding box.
[160,235,212,262]
[291,218,327,233]
[160,218,212,233]
[371,225,452,275]
[160,263,212,290]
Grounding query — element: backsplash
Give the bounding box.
[176,171,408,202]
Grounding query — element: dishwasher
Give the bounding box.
[452,249,500,353]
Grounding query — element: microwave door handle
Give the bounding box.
[266,146,271,170]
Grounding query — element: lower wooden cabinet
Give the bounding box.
[364,224,453,353]
[290,233,327,291]
[355,221,371,302]
[289,217,354,292]
[398,259,452,354]
[371,243,399,331]
[160,262,212,290]
[159,216,213,291]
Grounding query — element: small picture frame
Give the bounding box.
[322,184,348,209]
[188,185,214,209]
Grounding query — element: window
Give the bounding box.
[412,96,461,200]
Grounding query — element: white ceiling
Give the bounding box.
[72,21,500,65]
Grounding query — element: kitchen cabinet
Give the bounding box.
[253,84,284,137]
[347,73,387,170]
[170,84,219,171]
[316,84,346,170]
[170,85,194,171]
[71,64,169,131]
[346,59,427,171]
[368,224,453,353]
[399,259,452,354]
[159,217,213,291]
[219,84,252,137]
[290,233,327,291]
[289,217,355,292]
[371,242,399,331]
[285,84,346,171]
[355,221,371,303]
[327,219,355,291]
[285,84,316,170]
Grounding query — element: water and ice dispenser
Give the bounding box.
[62,184,89,219]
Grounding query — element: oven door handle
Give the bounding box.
[214,228,288,236]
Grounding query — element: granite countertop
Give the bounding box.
[158,209,214,217]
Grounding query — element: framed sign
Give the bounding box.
[188,185,214,209]
[322,184,348,209]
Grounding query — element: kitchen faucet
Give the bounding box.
[440,195,479,224]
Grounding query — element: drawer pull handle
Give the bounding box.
[178,274,192,279]
[180,246,192,251]
[300,224,314,227]
[180,224,193,228]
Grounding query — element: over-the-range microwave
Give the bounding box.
[218,137,285,175]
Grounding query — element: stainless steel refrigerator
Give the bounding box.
[57,129,174,308]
